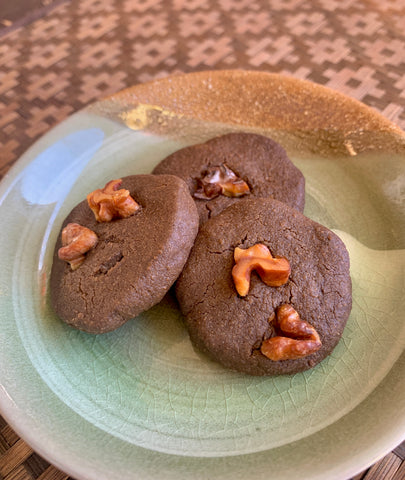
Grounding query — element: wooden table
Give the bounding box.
[0,1,404,479]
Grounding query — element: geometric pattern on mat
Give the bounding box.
[1,0,405,178]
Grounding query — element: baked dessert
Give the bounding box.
[50,174,199,334]
[176,198,352,375]
[152,132,305,225]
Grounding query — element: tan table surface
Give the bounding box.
[0,1,404,479]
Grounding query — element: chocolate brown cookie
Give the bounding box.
[50,174,199,334]
[176,198,352,376]
[152,132,305,225]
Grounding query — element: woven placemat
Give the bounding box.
[1,0,405,179]
[0,0,404,478]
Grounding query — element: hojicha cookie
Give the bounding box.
[50,174,199,334]
[176,198,352,376]
[152,132,305,225]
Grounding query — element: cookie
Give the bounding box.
[50,174,199,334]
[152,132,305,225]
[176,198,352,376]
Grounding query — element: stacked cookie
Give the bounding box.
[50,133,352,375]
[51,175,199,334]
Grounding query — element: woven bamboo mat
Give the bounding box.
[0,0,404,479]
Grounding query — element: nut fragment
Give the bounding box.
[261,304,322,361]
[232,244,290,296]
[58,223,98,270]
[87,179,140,222]
[194,163,250,200]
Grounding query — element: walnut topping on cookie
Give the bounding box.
[87,179,140,222]
[58,223,98,270]
[261,304,322,361]
[232,243,290,296]
[194,163,250,200]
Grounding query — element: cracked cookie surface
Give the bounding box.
[175,198,352,375]
[152,132,305,226]
[50,174,199,334]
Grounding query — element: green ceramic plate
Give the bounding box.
[0,71,404,479]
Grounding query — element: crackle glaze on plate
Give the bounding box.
[0,71,404,479]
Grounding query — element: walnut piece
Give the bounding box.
[260,304,322,361]
[87,179,140,222]
[232,244,290,296]
[194,163,250,200]
[58,223,98,270]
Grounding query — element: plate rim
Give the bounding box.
[102,69,405,142]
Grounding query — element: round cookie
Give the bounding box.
[50,174,199,334]
[176,198,352,376]
[152,132,305,225]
